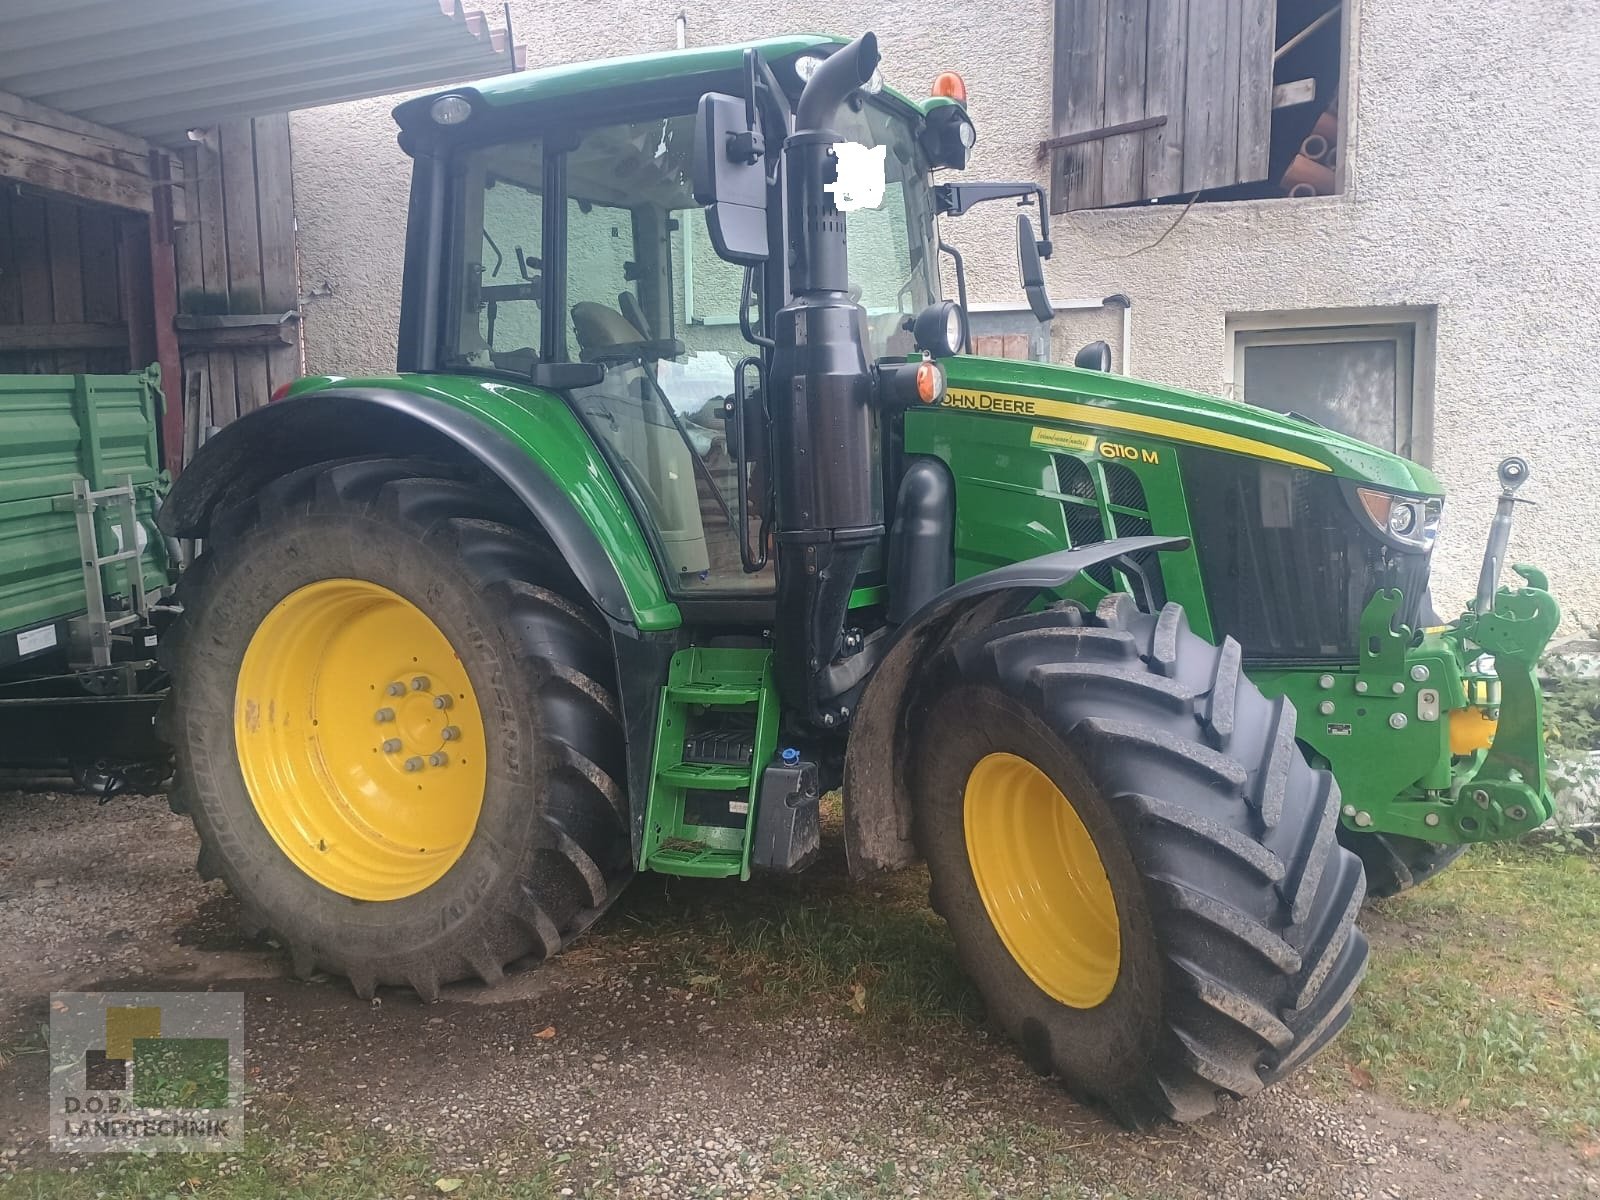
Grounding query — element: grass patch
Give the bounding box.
[594,827,980,1028]
[1331,842,1600,1139]
[0,1121,556,1200]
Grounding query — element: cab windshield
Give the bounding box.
[441,97,937,593]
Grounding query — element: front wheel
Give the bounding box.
[912,596,1369,1127]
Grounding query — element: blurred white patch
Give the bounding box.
[828,142,886,212]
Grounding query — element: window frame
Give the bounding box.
[1224,305,1436,465]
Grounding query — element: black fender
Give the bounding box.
[158,388,636,624]
[841,536,1190,878]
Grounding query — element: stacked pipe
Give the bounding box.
[1280,110,1338,197]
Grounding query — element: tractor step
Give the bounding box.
[640,647,777,880]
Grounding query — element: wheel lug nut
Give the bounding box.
[428,752,448,767]
[433,694,453,710]
[382,738,402,754]
[441,726,460,741]
[386,682,406,696]
[403,756,425,772]
[411,676,430,692]
[375,708,395,723]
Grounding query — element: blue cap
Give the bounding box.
[780,747,800,765]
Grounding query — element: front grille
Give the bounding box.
[1179,447,1432,661]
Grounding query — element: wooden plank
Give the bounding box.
[1272,78,1317,108]
[1236,0,1276,182]
[1052,0,1110,212]
[118,215,155,372]
[0,188,19,326]
[1144,0,1189,198]
[0,89,153,159]
[148,182,184,476]
[1101,0,1152,206]
[172,146,205,301]
[220,119,269,416]
[11,191,53,372]
[176,318,298,349]
[190,134,236,426]
[0,323,125,350]
[0,130,152,214]
[1181,0,1232,192]
[0,107,148,179]
[78,207,121,324]
[252,114,300,392]
[45,200,85,367]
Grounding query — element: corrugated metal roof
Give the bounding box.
[0,0,525,145]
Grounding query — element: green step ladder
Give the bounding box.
[640,646,778,880]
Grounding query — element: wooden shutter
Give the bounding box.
[1050,0,1276,211]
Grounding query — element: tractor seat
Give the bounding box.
[572,300,647,355]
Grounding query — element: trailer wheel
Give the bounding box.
[911,596,1368,1127]
[159,457,631,1000]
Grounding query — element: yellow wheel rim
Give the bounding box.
[964,752,1121,1008]
[234,579,487,901]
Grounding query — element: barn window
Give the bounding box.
[1046,0,1348,210]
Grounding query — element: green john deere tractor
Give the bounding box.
[156,33,1562,1126]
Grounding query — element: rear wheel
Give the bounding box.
[912,596,1368,1127]
[159,457,632,999]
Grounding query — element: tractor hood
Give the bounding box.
[939,355,1441,494]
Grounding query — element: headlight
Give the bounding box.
[429,95,473,126]
[912,300,967,358]
[795,53,883,95]
[1356,487,1440,550]
[793,54,825,82]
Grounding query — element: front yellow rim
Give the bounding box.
[234,579,487,901]
[964,752,1121,1008]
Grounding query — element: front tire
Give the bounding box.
[912,596,1368,1127]
[159,457,632,1000]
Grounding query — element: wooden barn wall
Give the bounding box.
[173,114,300,435]
[0,185,154,376]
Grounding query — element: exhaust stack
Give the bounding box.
[770,33,883,727]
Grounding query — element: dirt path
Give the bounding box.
[2,788,1595,1199]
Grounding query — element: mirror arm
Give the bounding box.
[938,240,970,352]
[936,181,1053,259]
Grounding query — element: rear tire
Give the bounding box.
[912,596,1368,1127]
[1337,830,1467,899]
[159,457,632,1000]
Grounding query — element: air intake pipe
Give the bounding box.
[770,33,883,727]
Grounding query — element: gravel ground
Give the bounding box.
[2,786,1597,1198]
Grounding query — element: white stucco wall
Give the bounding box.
[290,0,1600,626]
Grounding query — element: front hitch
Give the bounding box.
[1451,562,1561,837]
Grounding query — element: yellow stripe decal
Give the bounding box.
[943,389,1332,473]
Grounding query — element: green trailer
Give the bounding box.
[0,365,174,787]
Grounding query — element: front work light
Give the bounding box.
[912,299,967,358]
[430,95,473,126]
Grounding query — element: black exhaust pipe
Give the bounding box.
[771,33,883,728]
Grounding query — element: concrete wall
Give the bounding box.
[290,0,1600,626]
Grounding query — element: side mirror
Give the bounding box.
[1016,214,1054,323]
[692,92,769,264]
[1073,341,1112,372]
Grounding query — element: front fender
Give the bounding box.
[841,536,1189,876]
[159,382,680,630]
